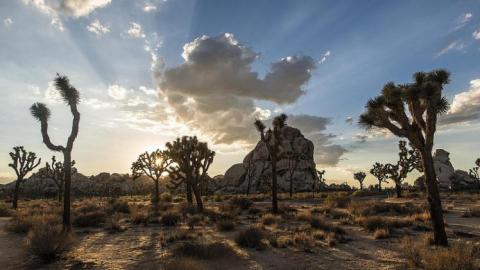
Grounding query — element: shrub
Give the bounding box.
[105,214,126,233]
[160,192,173,202]
[324,192,350,208]
[261,214,280,226]
[5,215,35,234]
[293,232,314,252]
[217,220,235,232]
[173,242,234,259]
[77,203,101,214]
[248,207,262,216]
[352,189,378,197]
[73,211,106,227]
[186,215,203,229]
[161,212,181,226]
[310,216,345,234]
[108,200,130,214]
[26,221,73,261]
[349,201,421,217]
[131,208,149,225]
[235,227,266,249]
[0,203,12,217]
[373,228,390,239]
[230,196,253,210]
[296,212,312,222]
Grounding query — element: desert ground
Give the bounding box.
[1,191,479,270]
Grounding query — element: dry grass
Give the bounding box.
[73,210,106,227]
[373,228,390,239]
[161,212,181,226]
[105,213,126,233]
[324,192,351,208]
[261,213,280,226]
[229,196,253,210]
[26,218,74,261]
[216,220,235,231]
[293,232,315,252]
[461,207,480,218]
[235,226,267,249]
[401,235,478,270]
[349,200,422,217]
[310,216,345,234]
[0,203,12,217]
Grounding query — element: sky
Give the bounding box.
[1,0,479,187]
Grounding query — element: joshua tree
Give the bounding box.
[287,152,301,198]
[8,146,41,209]
[254,114,287,214]
[131,149,172,203]
[165,136,215,211]
[353,172,366,190]
[312,169,326,197]
[384,141,422,198]
[359,69,450,246]
[469,158,479,179]
[39,156,77,202]
[370,162,388,191]
[30,74,80,231]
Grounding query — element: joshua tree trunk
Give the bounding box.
[360,182,363,190]
[154,179,160,202]
[378,181,382,191]
[58,184,63,202]
[271,155,278,214]
[12,177,22,209]
[63,152,72,231]
[420,149,448,246]
[394,180,402,198]
[186,180,193,205]
[192,185,204,211]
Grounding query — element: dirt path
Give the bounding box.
[0,217,28,270]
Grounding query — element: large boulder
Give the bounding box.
[223,125,318,194]
[432,149,478,190]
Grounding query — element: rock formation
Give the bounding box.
[222,125,318,194]
[414,149,479,190]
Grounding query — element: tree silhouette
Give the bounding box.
[353,172,366,190]
[38,156,77,202]
[469,158,479,180]
[131,149,172,203]
[384,141,422,198]
[359,69,450,246]
[8,146,41,209]
[165,136,215,211]
[254,114,287,213]
[312,169,326,197]
[370,162,388,191]
[30,74,80,231]
[287,152,301,198]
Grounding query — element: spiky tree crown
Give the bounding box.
[359,69,450,131]
[8,146,41,178]
[30,102,51,122]
[55,74,80,105]
[354,172,366,181]
[131,149,171,181]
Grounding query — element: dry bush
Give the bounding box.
[262,213,280,226]
[130,207,149,225]
[163,258,207,270]
[293,232,314,252]
[73,210,106,227]
[270,235,293,248]
[26,219,73,261]
[247,207,262,216]
[356,216,390,232]
[349,201,421,217]
[461,207,480,218]
[324,192,351,208]
[172,241,234,260]
[160,192,173,202]
[0,203,12,217]
[235,226,267,249]
[401,236,478,270]
[107,199,130,214]
[186,215,203,229]
[230,196,253,210]
[161,212,181,226]
[161,229,195,245]
[296,212,312,222]
[310,216,345,234]
[373,228,390,239]
[5,214,49,234]
[105,213,126,233]
[216,220,235,232]
[352,189,380,197]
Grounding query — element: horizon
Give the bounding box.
[1,0,480,187]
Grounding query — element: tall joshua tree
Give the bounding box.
[312,169,326,197]
[254,114,287,214]
[469,158,479,179]
[39,156,77,202]
[30,74,80,231]
[353,172,366,190]
[165,136,215,211]
[359,69,450,246]
[384,141,422,198]
[131,149,172,203]
[8,146,41,209]
[370,162,388,191]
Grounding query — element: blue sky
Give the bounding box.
[1,0,479,187]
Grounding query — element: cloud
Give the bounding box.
[107,84,128,100]
[435,41,465,57]
[86,19,110,36]
[127,22,145,38]
[154,33,345,165]
[473,30,480,40]
[143,2,157,12]
[319,50,331,64]
[345,117,353,124]
[453,13,473,31]
[21,0,64,31]
[3,18,13,27]
[54,0,111,17]
[440,79,480,125]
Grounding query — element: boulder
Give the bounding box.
[432,149,478,190]
[223,125,318,194]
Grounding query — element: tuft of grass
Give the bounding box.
[161,212,181,226]
[373,228,390,239]
[107,199,130,214]
[26,220,73,261]
[401,236,478,270]
[105,214,126,233]
[131,207,149,225]
[216,220,235,232]
[186,215,203,229]
[235,227,267,249]
[172,241,234,260]
[310,216,345,234]
[261,214,280,226]
[324,192,351,208]
[73,210,106,227]
[349,201,422,217]
[160,192,173,202]
[293,232,315,252]
[230,196,253,210]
